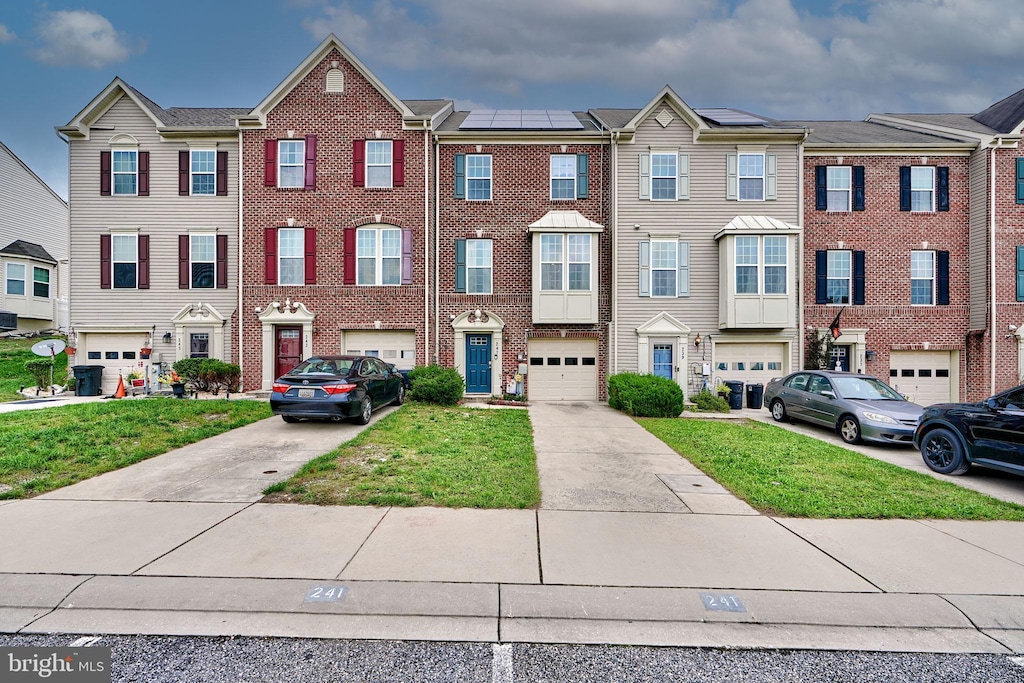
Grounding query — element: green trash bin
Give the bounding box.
[72,365,103,396]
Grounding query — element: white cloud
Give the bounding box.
[0,24,15,43]
[301,0,1024,119]
[31,10,138,69]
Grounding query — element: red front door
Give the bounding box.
[275,326,303,378]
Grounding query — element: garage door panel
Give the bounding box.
[81,333,149,394]
[714,343,786,387]
[342,331,416,370]
[529,339,598,401]
[889,351,951,406]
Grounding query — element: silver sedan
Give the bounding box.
[763,370,924,445]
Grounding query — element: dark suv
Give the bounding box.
[914,384,1024,476]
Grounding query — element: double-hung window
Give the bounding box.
[911,250,935,305]
[540,234,563,290]
[466,239,492,294]
[567,234,591,291]
[651,153,677,201]
[112,234,138,288]
[357,227,401,285]
[112,150,138,196]
[33,267,50,298]
[735,236,787,294]
[190,234,216,289]
[5,263,24,295]
[735,236,759,293]
[190,150,216,196]
[650,240,678,297]
[365,141,393,189]
[826,250,851,304]
[277,228,305,285]
[911,167,935,212]
[539,234,590,291]
[278,140,305,188]
[827,166,851,211]
[738,153,765,201]
[764,236,787,294]
[550,155,576,200]
[467,155,491,200]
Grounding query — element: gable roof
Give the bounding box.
[619,85,711,133]
[972,87,1024,134]
[0,240,58,264]
[0,141,67,208]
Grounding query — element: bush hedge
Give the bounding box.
[691,390,731,413]
[24,359,54,392]
[607,372,685,417]
[407,364,464,406]
[173,358,241,395]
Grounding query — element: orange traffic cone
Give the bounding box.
[113,375,126,399]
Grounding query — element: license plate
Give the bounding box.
[298,388,315,398]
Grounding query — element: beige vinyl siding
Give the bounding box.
[614,108,802,379]
[968,147,989,331]
[68,95,239,361]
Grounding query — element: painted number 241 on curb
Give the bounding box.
[700,593,746,612]
[304,585,348,603]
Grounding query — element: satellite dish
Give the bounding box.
[31,339,67,357]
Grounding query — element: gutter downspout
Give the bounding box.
[797,136,805,374]
[611,129,619,375]
[55,128,71,338]
[424,127,430,368]
[990,145,997,394]
[237,129,244,381]
[434,134,441,364]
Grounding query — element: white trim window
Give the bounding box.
[738,153,765,201]
[650,240,678,297]
[357,227,401,285]
[540,234,563,290]
[568,234,591,291]
[540,234,591,291]
[190,234,216,289]
[827,166,851,212]
[112,150,138,196]
[911,166,935,212]
[33,267,50,298]
[111,234,138,288]
[5,263,25,295]
[191,150,216,196]
[764,236,787,294]
[651,153,677,201]
[277,228,305,285]
[466,238,492,294]
[365,141,393,189]
[911,250,935,305]
[735,236,759,293]
[550,155,576,200]
[467,154,491,201]
[278,140,305,189]
[735,235,788,294]
[826,250,851,304]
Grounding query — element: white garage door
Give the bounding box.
[79,332,150,394]
[714,343,786,388]
[528,339,599,401]
[889,351,952,406]
[342,330,416,370]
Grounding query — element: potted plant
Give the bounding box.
[140,347,152,359]
[159,370,187,397]
[126,369,145,387]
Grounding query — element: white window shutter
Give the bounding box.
[766,153,777,200]
[639,241,650,297]
[677,153,690,200]
[677,241,690,296]
[639,153,651,200]
[726,153,738,200]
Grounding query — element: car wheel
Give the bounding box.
[770,399,787,422]
[282,415,299,424]
[354,397,372,425]
[920,427,971,475]
[394,383,405,406]
[838,415,861,444]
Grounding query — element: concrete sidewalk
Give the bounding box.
[1,402,1023,654]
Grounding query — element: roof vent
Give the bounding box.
[326,68,344,94]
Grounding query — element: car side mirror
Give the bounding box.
[985,397,999,411]
[821,390,836,399]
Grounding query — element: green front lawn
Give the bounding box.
[0,337,69,402]
[640,418,1024,520]
[263,403,540,508]
[0,399,271,499]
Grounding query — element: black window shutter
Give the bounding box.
[216,151,228,196]
[216,234,228,288]
[815,166,827,210]
[852,166,865,211]
[179,151,189,196]
[455,239,466,293]
[899,166,911,211]
[937,166,949,211]
[936,250,950,305]
[853,250,866,305]
[815,250,827,304]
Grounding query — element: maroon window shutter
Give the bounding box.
[100,151,111,196]
[304,135,317,190]
[264,228,277,284]
[100,234,111,288]
[216,234,228,288]
[304,227,317,284]
[264,139,277,187]
[343,227,356,285]
[216,151,228,196]
[352,140,365,187]
[138,235,150,289]
[393,139,405,188]
[178,151,189,195]
[138,151,150,196]
[178,235,190,288]
[401,228,413,284]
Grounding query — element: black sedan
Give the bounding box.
[270,355,405,424]
[914,384,1024,476]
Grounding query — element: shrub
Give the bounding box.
[172,358,203,387]
[173,358,240,394]
[24,359,54,392]
[407,364,464,406]
[607,372,685,418]
[691,390,731,413]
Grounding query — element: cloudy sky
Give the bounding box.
[2,0,1023,199]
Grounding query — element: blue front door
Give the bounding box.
[466,334,491,393]
[653,344,673,380]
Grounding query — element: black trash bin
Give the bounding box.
[746,383,764,410]
[72,365,103,396]
[724,380,744,410]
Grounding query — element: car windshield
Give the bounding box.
[290,358,352,375]
[832,376,904,401]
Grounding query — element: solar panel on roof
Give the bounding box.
[458,109,584,130]
[694,108,769,126]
